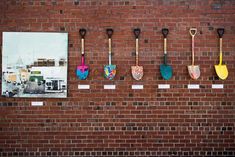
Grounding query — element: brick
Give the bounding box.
[0,0,235,156]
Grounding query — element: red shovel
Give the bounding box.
[187,28,200,80]
[131,28,143,80]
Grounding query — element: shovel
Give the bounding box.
[131,28,143,80]
[160,28,173,80]
[104,28,116,80]
[187,28,200,80]
[76,28,89,80]
[214,28,228,80]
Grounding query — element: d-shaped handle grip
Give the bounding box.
[217,28,224,38]
[162,28,169,38]
[189,28,197,37]
[106,29,113,38]
[134,28,141,39]
[79,28,86,38]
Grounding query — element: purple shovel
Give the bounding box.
[76,29,89,80]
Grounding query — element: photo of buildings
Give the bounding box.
[2,32,68,98]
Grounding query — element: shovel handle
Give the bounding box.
[217,29,224,65]
[162,28,169,38]
[107,29,113,64]
[162,28,169,55]
[79,29,86,55]
[134,28,141,39]
[79,28,86,38]
[189,28,197,37]
[136,38,139,66]
[134,28,141,66]
[190,28,197,66]
[106,28,113,38]
[217,28,224,38]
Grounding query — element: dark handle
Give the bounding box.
[106,29,113,38]
[164,54,167,65]
[162,28,169,38]
[134,28,141,38]
[79,28,86,38]
[217,28,224,38]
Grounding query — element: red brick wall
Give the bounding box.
[0,0,235,156]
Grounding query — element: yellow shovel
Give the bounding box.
[214,28,228,80]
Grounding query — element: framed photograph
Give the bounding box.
[2,32,68,98]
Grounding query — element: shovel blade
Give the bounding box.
[104,64,116,80]
[187,65,200,80]
[214,65,228,80]
[160,64,173,80]
[131,66,143,80]
[76,65,89,80]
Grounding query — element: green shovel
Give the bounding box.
[160,28,173,80]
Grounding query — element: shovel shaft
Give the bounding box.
[164,54,167,65]
[189,28,197,66]
[136,38,139,66]
[192,35,195,66]
[81,55,85,65]
[164,38,167,54]
[133,28,140,66]
[79,28,86,55]
[81,38,85,65]
[109,54,111,65]
[162,28,168,65]
[219,38,223,65]
[109,38,112,65]
[109,38,111,54]
[81,38,84,55]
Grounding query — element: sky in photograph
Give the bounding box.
[2,32,68,67]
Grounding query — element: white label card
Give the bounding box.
[212,84,224,89]
[132,85,144,89]
[78,85,90,89]
[104,85,116,89]
[188,84,200,89]
[31,102,43,106]
[158,84,170,89]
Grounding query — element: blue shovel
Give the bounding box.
[104,29,116,80]
[160,28,173,80]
